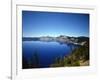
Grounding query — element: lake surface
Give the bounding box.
[22,41,78,69]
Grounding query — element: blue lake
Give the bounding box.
[22,41,78,68]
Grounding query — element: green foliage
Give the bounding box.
[72,61,80,66]
[50,41,89,67]
[32,51,40,67]
[22,50,40,69]
[22,56,29,69]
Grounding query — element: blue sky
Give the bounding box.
[22,11,89,37]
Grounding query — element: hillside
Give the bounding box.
[50,41,89,67]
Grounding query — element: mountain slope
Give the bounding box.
[50,41,89,67]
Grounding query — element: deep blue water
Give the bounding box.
[22,41,78,68]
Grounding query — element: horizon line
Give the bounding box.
[22,35,89,38]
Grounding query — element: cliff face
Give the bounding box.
[50,41,89,67]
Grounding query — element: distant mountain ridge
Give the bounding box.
[23,37,39,41]
[23,35,89,46]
